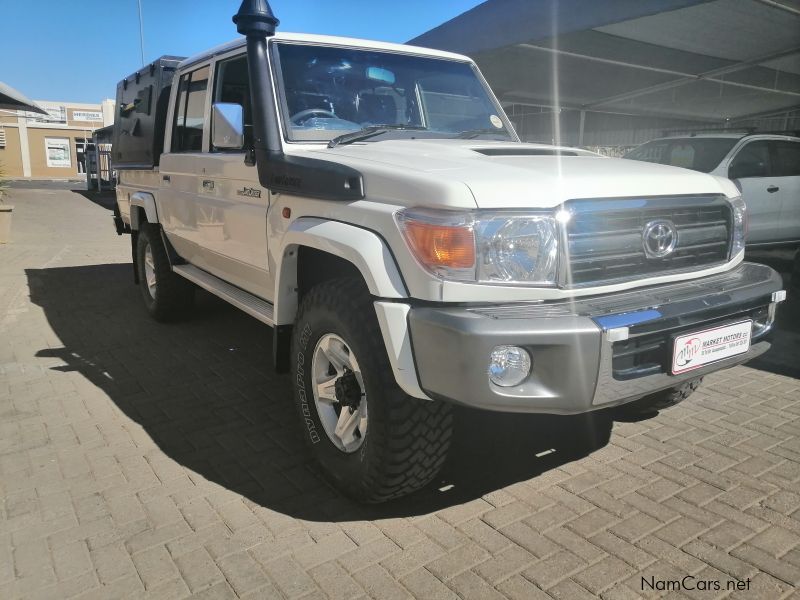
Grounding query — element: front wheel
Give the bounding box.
[291,277,453,503]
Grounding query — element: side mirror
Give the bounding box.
[212,103,244,149]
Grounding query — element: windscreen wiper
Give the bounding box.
[328,125,428,148]
[454,128,511,139]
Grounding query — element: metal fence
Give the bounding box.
[86,142,115,191]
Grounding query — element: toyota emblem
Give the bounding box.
[642,219,677,258]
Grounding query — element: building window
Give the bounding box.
[45,137,71,168]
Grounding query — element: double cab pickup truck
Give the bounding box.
[111,0,786,502]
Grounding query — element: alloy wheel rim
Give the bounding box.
[144,244,157,300]
[311,333,368,453]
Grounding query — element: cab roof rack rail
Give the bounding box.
[658,127,800,138]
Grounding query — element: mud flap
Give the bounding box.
[273,323,292,373]
[131,231,140,284]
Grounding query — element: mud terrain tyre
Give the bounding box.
[291,277,453,503]
[136,224,194,322]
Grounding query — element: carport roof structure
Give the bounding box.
[0,81,46,114]
[410,0,800,123]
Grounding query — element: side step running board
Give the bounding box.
[172,264,275,326]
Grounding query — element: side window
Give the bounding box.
[171,66,210,153]
[773,141,800,177]
[729,141,771,179]
[212,55,253,151]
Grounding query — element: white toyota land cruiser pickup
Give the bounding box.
[111,0,786,502]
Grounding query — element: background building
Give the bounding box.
[0,99,114,179]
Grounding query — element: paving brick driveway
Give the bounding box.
[1,185,799,599]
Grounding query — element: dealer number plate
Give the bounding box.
[671,320,752,375]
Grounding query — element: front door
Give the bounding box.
[772,140,800,243]
[728,140,779,245]
[192,53,271,300]
[159,65,211,264]
[193,154,270,299]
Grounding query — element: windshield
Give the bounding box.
[623,138,738,173]
[274,42,515,143]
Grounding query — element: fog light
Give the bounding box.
[488,345,531,387]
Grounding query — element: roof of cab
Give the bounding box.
[177,32,473,70]
[654,133,748,140]
[646,133,800,143]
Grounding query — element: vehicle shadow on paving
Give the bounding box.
[70,189,118,211]
[27,263,613,521]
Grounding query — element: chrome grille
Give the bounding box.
[563,196,731,286]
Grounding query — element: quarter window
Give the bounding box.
[172,66,210,152]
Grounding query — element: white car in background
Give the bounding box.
[625,133,800,247]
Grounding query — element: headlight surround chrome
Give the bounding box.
[396,207,559,285]
[729,195,747,259]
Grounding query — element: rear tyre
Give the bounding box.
[136,224,194,322]
[291,277,453,503]
[615,377,703,418]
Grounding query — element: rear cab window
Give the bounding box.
[171,66,210,153]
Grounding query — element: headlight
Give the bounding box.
[729,196,747,258]
[396,207,559,285]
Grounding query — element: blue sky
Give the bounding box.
[0,0,484,104]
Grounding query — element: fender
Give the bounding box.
[274,218,407,327]
[129,191,159,230]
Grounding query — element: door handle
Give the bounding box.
[767,185,779,193]
[162,175,171,183]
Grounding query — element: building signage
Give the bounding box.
[45,137,71,168]
[27,106,67,124]
[72,110,103,122]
